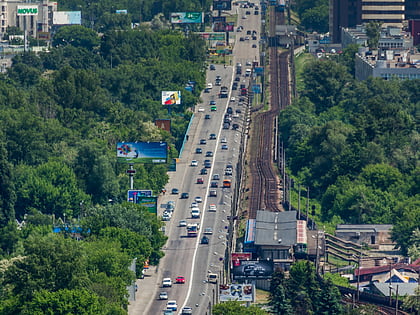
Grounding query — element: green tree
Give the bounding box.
[316,279,343,314]
[22,289,103,315]
[52,25,100,51]
[300,5,329,33]
[365,21,382,50]
[407,228,420,260]
[0,134,16,228]
[302,60,352,114]
[213,301,269,315]
[269,270,293,314]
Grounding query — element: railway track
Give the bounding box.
[248,7,289,218]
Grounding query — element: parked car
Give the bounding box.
[209,64,216,70]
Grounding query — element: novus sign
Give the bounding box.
[17,6,38,16]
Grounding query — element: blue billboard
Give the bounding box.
[117,142,168,164]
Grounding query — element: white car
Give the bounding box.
[191,160,198,166]
[198,107,205,112]
[190,202,199,208]
[204,227,213,235]
[195,196,203,203]
[207,83,213,89]
[162,278,172,287]
[208,204,217,211]
[191,208,200,218]
[166,300,178,311]
[230,97,235,102]
[159,292,168,300]
[179,220,187,227]
[221,137,227,143]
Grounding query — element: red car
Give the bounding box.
[176,276,185,284]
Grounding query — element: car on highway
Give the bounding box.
[252,44,257,48]
[208,204,217,211]
[225,168,233,176]
[230,96,235,102]
[195,147,202,154]
[162,278,172,287]
[181,306,193,314]
[191,160,198,166]
[197,177,204,184]
[198,107,204,112]
[209,190,217,197]
[159,292,168,300]
[179,220,187,227]
[209,64,216,70]
[221,137,227,143]
[213,174,220,180]
[200,168,208,175]
[166,300,178,311]
[209,133,217,140]
[181,192,189,199]
[206,151,213,157]
[235,76,240,81]
[201,235,209,244]
[204,227,213,235]
[190,202,198,208]
[209,100,216,105]
[191,208,200,218]
[210,181,218,188]
[171,188,179,194]
[162,212,171,221]
[205,114,211,119]
[200,139,207,145]
[195,196,203,203]
[222,144,228,150]
[210,106,217,111]
[176,276,186,284]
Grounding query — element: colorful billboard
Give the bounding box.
[197,32,226,41]
[127,190,153,203]
[231,253,252,267]
[117,142,168,164]
[219,284,255,302]
[213,0,232,11]
[155,119,171,133]
[53,11,82,25]
[232,260,274,280]
[136,196,158,214]
[170,12,203,24]
[162,91,181,105]
[17,5,38,16]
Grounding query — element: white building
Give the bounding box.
[0,0,57,40]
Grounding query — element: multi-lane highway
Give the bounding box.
[130,2,262,314]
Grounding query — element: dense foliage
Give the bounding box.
[280,53,419,254]
[292,0,329,33]
[0,9,206,311]
[269,261,342,315]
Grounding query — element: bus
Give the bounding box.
[223,179,232,188]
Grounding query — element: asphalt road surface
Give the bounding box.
[128,2,261,314]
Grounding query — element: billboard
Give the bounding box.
[213,21,234,32]
[231,253,252,267]
[136,196,158,214]
[162,91,181,105]
[155,119,171,133]
[127,190,153,203]
[219,284,255,302]
[17,5,38,16]
[212,16,226,23]
[116,10,128,14]
[53,11,81,25]
[117,142,168,164]
[197,32,226,41]
[232,260,274,280]
[213,0,232,11]
[170,12,203,24]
